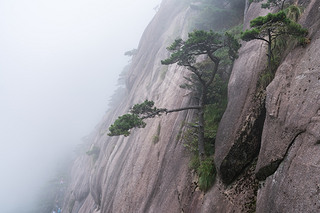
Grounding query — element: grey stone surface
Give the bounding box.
[214,1,269,184]
[61,0,320,212]
[256,5,320,179]
[255,1,320,211]
[62,1,202,212]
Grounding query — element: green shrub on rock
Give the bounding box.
[198,157,216,191]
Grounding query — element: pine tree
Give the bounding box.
[241,11,308,71]
[108,30,240,163]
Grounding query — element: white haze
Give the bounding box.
[0,0,160,212]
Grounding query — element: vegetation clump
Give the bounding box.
[86,146,100,162]
[108,113,147,137]
[198,157,216,191]
[251,0,288,10]
[152,123,161,144]
[108,100,168,137]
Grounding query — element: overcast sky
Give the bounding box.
[0,0,161,212]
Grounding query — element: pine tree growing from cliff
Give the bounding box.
[241,10,308,72]
[108,100,200,137]
[161,30,239,160]
[108,30,240,162]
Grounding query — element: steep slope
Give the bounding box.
[214,1,269,184]
[62,1,202,212]
[61,0,320,212]
[211,0,320,212]
[198,1,270,212]
[255,0,320,212]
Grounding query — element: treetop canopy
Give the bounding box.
[250,11,288,28]
[108,100,166,137]
[161,30,239,67]
[241,11,308,43]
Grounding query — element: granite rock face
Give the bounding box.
[214,1,269,184]
[255,0,320,211]
[62,1,202,212]
[61,0,320,212]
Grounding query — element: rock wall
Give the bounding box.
[256,0,320,212]
[213,0,320,212]
[214,0,270,185]
[61,0,320,212]
[62,0,202,212]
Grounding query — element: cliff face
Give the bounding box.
[63,1,202,212]
[62,0,320,212]
[255,0,320,212]
[214,0,320,212]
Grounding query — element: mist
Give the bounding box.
[0,0,160,212]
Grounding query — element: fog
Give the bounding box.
[0,0,160,212]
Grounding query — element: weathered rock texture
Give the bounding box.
[62,1,202,212]
[61,0,320,212]
[214,1,269,185]
[255,0,320,212]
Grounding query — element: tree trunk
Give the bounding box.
[198,86,206,161]
[268,29,272,72]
